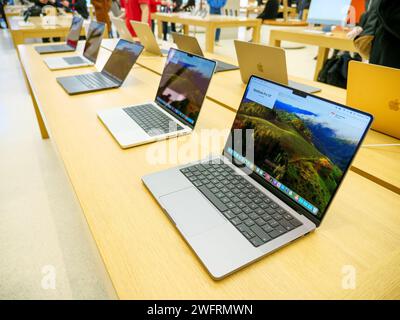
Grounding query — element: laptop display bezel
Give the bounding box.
[223,75,373,227]
[154,48,216,129]
[82,21,105,63]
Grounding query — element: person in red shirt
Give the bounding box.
[149,0,162,32]
[122,0,151,37]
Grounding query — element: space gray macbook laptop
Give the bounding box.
[143,75,373,279]
[97,48,216,148]
[234,40,321,94]
[35,16,83,54]
[172,32,239,73]
[56,39,144,95]
[44,20,105,70]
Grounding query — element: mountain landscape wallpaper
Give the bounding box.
[156,51,214,124]
[232,97,360,217]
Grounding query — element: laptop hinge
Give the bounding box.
[154,100,194,129]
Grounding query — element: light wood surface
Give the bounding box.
[269,28,358,81]
[262,19,308,27]
[18,43,400,299]
[100,39,400,195]
[8,15,84,48]
[150,12,261,53]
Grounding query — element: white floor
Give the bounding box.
[0,30,116,299]
[0,23,317,299]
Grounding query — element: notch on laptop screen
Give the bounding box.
[224,76,372,222]
[155,48,216,128]
[83,21,105,63]
[102,39,144,84]
[66,16,83,49]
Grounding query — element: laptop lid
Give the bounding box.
[172,33,204,57]
[110,16,133,41]
[154,48,216,128]
[347,61,400,139]
[224,76,373,226]
[82,21,106,63]
[234,40,288,85]
[101,39,144,84]
[131,21,162,55]
[66,16,84,49]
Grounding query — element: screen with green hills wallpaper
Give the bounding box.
[226,77,371,219]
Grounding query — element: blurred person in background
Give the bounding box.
[121,0,150,37]
[161,0,181,41]
[59,0,89,19]
[207,0,226,44]
[91,0,112,34]
[354,0,400,69]
[150,0,162,32]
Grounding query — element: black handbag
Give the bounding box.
[23,5,43,22]
[317,52,361,89]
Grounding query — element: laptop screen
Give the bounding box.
[101,39,144,83]
[307,0,351,26]
[155,49,216,128]
[224,76,372,223]
[83,21,105,63]
[66,16,83,49]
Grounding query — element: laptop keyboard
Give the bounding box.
[49,44,71,51]
[180,162,303,247]
[76,73,116,89]
[123,104,184,136]
[63,56,86,65]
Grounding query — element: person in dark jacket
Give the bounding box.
[257,0,279,20]
[369,0,400,69]
[59,0,89,19]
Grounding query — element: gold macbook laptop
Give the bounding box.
[347,61,400,139]
[234,40,321,94]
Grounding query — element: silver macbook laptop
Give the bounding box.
[234,40,321,94]
[56,39,143,95]
[143,75,373,279]
[110,16,133,41]
[97,48,216,148]
[35,16,83,54]
[130,21,169,56]
[172,32,239,73]
[44,21,106,70]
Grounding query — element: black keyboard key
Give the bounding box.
[283,213,293,220]
[250,237,264,247]
[250,225,271,243]
[249,212,258,220]
[262,224,274,233]
[280,220,295,231]
[255,218,266,226]
[231,217,241,226]
[290,219,303,227]
[269,220,279,228]
[272,213,283,220]
[268,229,281,239]
[222,210,235,219]
[244,219,255,227]
[275,225,287,235]
[197,185,227,212]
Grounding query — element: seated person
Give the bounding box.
[257,0,279,20]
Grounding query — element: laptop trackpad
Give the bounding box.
[159,187,227,238]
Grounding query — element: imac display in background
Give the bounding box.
[307,0,352,26]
